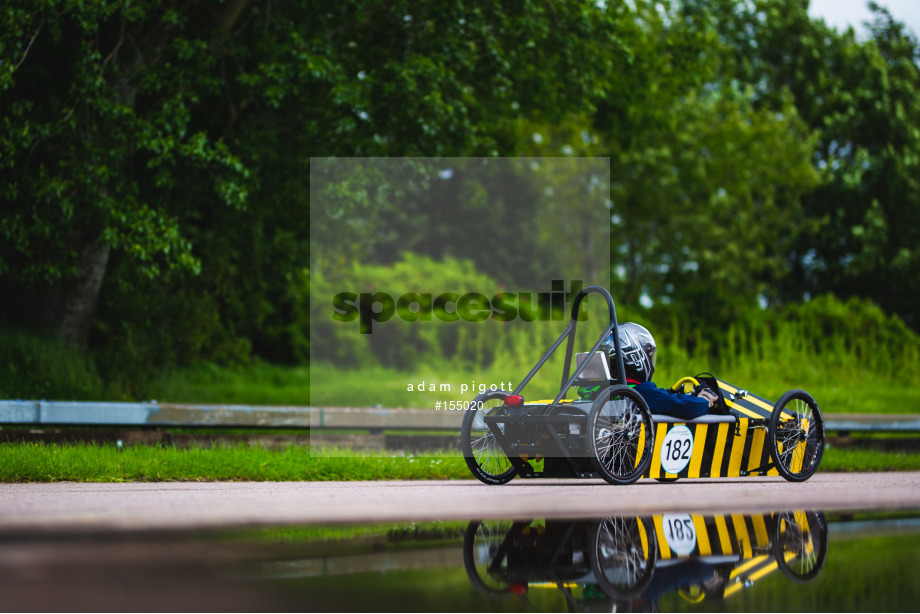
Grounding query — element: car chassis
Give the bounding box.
[460,286,825,485]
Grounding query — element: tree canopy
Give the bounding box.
[1,0,917,371]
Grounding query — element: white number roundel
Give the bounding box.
[660,425,694,475]
[662,514,697,555]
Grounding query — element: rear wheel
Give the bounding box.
[587,385,655,485]
[769,390,824,482]
[463,520,514,595]
[461,390,516,485]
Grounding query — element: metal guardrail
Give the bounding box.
[0,401,459,430]
[824,414,920,435]
[0,401,918,433]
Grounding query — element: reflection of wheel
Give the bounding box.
[587,385,655,485]
[463,520,514,596]
[461,390,516,485]
[772,511,828,583]
[769,390,825,482]
[591,516,658,598]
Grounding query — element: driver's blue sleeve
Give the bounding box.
[633,381,709,420]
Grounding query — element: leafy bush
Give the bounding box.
[0,328,105,400]
[305,253,515,370]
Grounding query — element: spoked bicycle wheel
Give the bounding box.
[769,390,825,482]
[461,390,516,485]
[590,516,658,598]
[587,385,655,485]
[463,519,514,596]
[772,511,828,583]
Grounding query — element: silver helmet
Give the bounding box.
[610,322,657,382]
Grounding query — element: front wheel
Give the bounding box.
[769,390,824,482]
[461,390,516,485]
[772,511,828,583]
[587,385,655,485]
[590,516,658,598]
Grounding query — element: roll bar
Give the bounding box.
[512,285,626,410]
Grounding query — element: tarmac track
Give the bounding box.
[2,472,920,534]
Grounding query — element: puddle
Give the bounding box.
[1,511,918,611]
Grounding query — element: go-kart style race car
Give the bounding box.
[460,286,825,485]
[464,511,828,608]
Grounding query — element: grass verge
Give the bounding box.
[0,442,469,482]
[0,441,917,482]
[821,445,920,472]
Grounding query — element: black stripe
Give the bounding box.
[720,427,736,477]
[759,428,773,473]
[700,424,720,478]
[723,515,739,553]
[742,394,774,419]
[704,517,722,555]
[740,427,755,472]
[743,515,758,545]
[754,514,771,547]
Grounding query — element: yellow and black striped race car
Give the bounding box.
[463,510,828,607]
[460,286,825,485]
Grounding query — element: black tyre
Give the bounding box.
[461,390,516,485]
[587,385,655,485]
[772,511,828,583]
[463,520,514,596]
[590,516,658,598]
[769,390,824,482]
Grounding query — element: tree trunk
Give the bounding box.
[60,239,110,347]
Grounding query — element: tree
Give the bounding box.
[697,0,920,327]
[591,0,820,323]
[1,0,630,366]
[0,1,248,346]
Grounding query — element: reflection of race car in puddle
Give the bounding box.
[461,286,825,485]
[464,511,828,610]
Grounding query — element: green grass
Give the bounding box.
[0,442,469,482]
[213,359,918,415]
[150,361,311,405]
[229,520,469,548]
[1,440,919,483]
[820,445,920,472]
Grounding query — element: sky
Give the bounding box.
[807,0,920,38]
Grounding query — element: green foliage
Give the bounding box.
[306,253,508,370]
[782,294,920,376]
[311,158,608,288]
[0,328,105,400]
[152,361,310,405]
[0,0,245,284]
[697,0,920,327]
[6,290,920,410]
[650,293,920,405]
[592,0,822,319]
[1,0,918,392]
